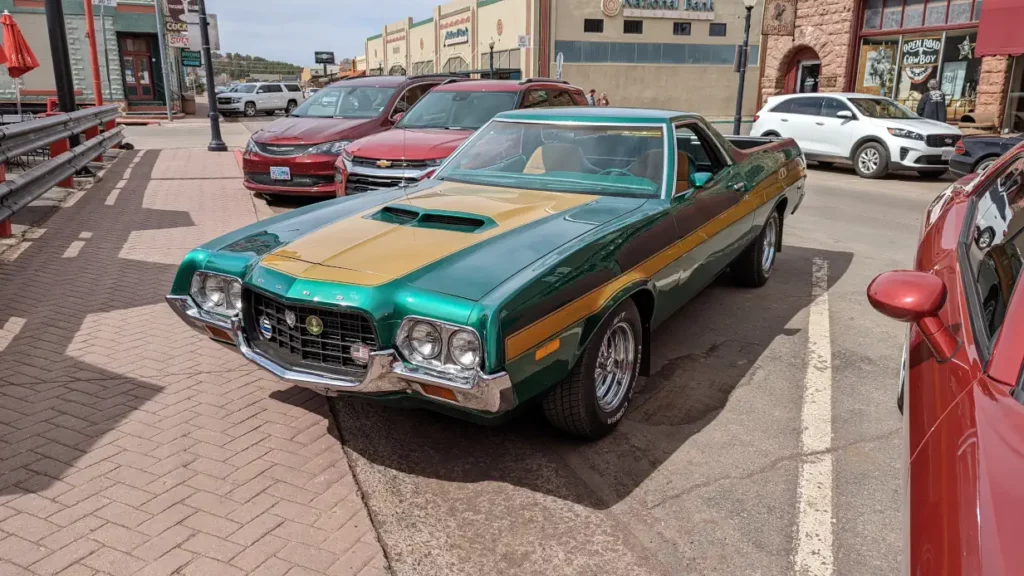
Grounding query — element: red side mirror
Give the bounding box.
[867,271,958,361]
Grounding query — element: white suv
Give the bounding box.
[750,93,962,179]
[216,82,306,118]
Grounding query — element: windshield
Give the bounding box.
[291,86,396,118]
[435,121,666,198]
[397,91,518,130]
[848,98,917,119]
[234,84,257,94]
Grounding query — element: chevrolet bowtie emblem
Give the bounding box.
[376,160,393,168]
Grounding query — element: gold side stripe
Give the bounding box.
[504,169,800,361]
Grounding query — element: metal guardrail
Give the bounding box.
[0,105,124,235]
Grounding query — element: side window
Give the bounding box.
[394,83,436,114]
[770,99,795,114]
[821,98,853,118]
[675,124,727,185]
[265,84,283,93]
[285,84,302,93]
[791,97,824,115]
[522,89,550,109]
[256,85,269,94]
[569,91,589,106]
[966,155,1024,340]
[549,90,575,107]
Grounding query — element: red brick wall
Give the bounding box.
[761,0,859,104]
[976,56,1011,127]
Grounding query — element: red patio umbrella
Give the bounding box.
[1,10,39,119]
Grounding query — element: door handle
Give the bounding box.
[731,182,746,192]
[780,118,789,122]
[815,121,825,126]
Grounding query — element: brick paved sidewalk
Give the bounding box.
[0,149,389,576]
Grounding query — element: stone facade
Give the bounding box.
[760,0,857,103]
[975,55,1011,126]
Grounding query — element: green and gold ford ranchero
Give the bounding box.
[168,108,806,439]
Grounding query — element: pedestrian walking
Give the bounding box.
[916,79,947,123]
[598,93,610,107]
[586,89,597,106]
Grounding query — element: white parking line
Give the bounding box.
[0,317,26,353]
[64,190,86,207]
[62,240,86,258]
[79,232,93,239]
[0,242,31,262]
[794,258,834,576]
[105,188,121,205]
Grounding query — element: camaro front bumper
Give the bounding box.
[166,295,515,414]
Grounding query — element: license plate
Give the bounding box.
[941,148,954,160]
[270,167,291,181]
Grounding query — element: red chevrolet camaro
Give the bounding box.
[868,141,1024,574]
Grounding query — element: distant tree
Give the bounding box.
[211,51,304,81]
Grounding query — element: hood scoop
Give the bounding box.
[370,205,494,233]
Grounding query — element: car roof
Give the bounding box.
[496,107,699,123]
[432,79,580,93]
[326,75,410,88]
[772,92,888,100]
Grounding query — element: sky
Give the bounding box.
[206,0,435,66]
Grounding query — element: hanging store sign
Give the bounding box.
[901,37,941,83]
[763,0,797,35]
[181,49,202,67]
[617,0,715,19]
[444,28,470,47]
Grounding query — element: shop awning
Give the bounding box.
[976,0,1024,57]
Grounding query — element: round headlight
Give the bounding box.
[409,321,442,359]
[203,274,227,306]
[227,280,243,312]
[449,330,481,369]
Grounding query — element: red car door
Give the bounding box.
[869,148,1024,574]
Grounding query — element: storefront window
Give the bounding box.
[903,0,925,26]
[924,0,948,25]
[882,0,903,28]
[855,37,900,97]
[948,0,973,23]
[864,0,883,30]
[1006,56,1024,133]
[939,31,979,118]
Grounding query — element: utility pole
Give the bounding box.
[197,0,226,151]
[83,0,104,105]
[733,0,756,135]
[100,3,114,101]
[153,0,173,121]
[43,0,77,114]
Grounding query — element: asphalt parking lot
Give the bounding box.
[252,166,948,575]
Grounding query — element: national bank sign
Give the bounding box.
[444,27,469,47]
[605,0,716,20]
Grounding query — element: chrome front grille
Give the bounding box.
[253,142,312,157]
[244,290,378,378]
[345,173,416,195]
[351,156,432,169]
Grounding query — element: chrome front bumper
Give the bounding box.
[166,295,515,413]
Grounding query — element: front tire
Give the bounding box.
[853,142,889,179]
[244,102,257,117]
[733,210,780,288]
[543,300,642,440]
[286,100,298,114]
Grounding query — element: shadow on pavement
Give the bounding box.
[330,245,854,510]
[0,150,193,497]
[808,161,953,182]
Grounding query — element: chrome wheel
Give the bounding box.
[761,216,778,273]
[858,148,881,174]
[594,321,636,412]
[244,103,256,117]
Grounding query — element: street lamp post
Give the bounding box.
[197,0,226,152]
[488,40,495,79]
[733,0,757,136]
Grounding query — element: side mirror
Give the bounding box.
[836,110,854,119]
[867,271,958,361]
[689,172,713,188]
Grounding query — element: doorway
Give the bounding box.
[120,35,155,101]
[797,61,821,93]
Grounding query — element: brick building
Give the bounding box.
[759,0,1024,132]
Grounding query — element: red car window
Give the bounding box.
[963,155,1024,343]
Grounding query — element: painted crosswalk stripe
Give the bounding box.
[0,317,26,353]
[794,257,834,576]
[62,240,86,258]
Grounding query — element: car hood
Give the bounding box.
[253,117,373,145]
[256,181,644,300]
[344,128,473,161]
[871,117,962,135]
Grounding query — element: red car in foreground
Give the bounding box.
[868,141,1024,574]
[242,75,459,197]
[336,79,587,196]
